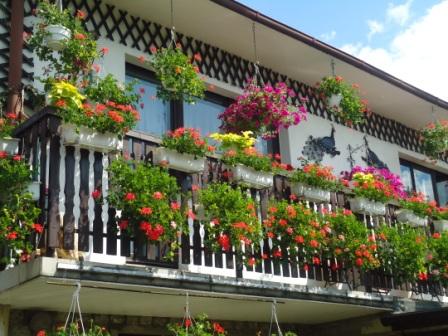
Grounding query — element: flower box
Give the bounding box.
[58,123,122,153]
[349,197,386,216]
[26,181,40,201]
[44,24,71,51]
[0,137,19,155]
[290,182,331,203]
[396,209,427,227]
[153,147,205,173]
[229,164,273,189]
[433,220,448,233]
[327,93,343,108]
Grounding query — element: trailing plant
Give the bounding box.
[420,120,448,159]
[0,112,20,138]
[290,159,343,192]
[218,80,307,139]
[27,1,100,81]
[399,192,436,218]
[38,321,110,336]
[83,74,140,106]
[162,128,215,157]
[427,232,448,285]
[341,166,405,203]
[150,45,205,103]
[375,224,428,283]
[317,76,368,126]
[167,314,227,336]
[199,183,262,254]
[107,158,187,259]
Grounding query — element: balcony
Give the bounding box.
[2,108,447,314]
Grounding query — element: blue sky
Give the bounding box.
[238,0,448,101]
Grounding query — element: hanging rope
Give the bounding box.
[64,282,86,336]
[168,0,176,48]
[330,58,336,77]
[252,15,264,86]
[54,0,63,12]
[181,292,192,336]
[268,300,283,336]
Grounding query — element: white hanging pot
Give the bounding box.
[349,197,386,216]
[153,147,205,173]
[290,182,331,203]
[228,164,273,189]
[433,220,448,233]
[396,209,427,227]
[327,93,343,108]
[0,137,19,155]
[44,24,71,51]
[26,181,41,201]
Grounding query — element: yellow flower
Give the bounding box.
[49,81,85,109]
[210,131,256,149]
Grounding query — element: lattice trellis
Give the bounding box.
[0,0,11,93]
[22,0,444,161]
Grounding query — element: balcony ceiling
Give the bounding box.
[104,0,448,130]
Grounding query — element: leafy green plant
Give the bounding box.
[37,321,110,336]
[290,159,343,192]
[199,183,261,254]
[420,120,448,159]
[399,192,436,218]
[151,45,205,103]
[428,232,448,285]
[0,112,20,138]
[83,74,140,106]
[162,128,215,157]
[221,147,274,172]
[107,158,186,259]
[167,314,227,336]
[317,76,368,126]
[432,207,448,220]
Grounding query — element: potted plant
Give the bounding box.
[167,314,227,336]
[107,158,187,260]
[427,232,448,286]
[317,76,369,126]
[0,111,20,155]
[37,322,110,336]
[397,192,435,227]
[199,183,262,258]
[290,159,343,203]
[433,207,448,233]
[218,80,307,139]
[150,45,206,104]
[341,166,405,216]
[153,127,215,173]
[420,120,448,160]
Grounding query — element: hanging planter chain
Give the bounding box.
[268,300,283,336]
[64,282,86,336]
[252,18,264,86]
[181,292,193,336]
[168,0,176,49]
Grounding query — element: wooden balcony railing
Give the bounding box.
[11,109,448,300]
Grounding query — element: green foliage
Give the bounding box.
[290,159,343,192]
[43,321,110,336]
[221,147,274,172]
[83,74,140,106]
[152,46,206,103]
[317,76,368,126]
[428,232,448,285]
[107,158,186,259]
[399,193,436,218]
[420,120,448,159]
[162,128,214,157]
[167,314,226,336]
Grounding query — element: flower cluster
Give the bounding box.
[37,322,110,336]
[199,183,262,254]
[150,45,206,104]
[342,166,405,203]
[167,314,227,336]
[162,127,214,157]
[399,192,436,218]
[317,76,369,126]
[0,112,20,138]
[290,159,343,192]
[219,80,307,139]
[427,232,448,285]
[209,131,256,151]
[433,207,448,220]
[107,158,187,260]
[420,120,448,159]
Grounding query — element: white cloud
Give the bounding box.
[367,20,384,39]
[320,30,336,42]
[340,0,448,101]
[387,0,413,26]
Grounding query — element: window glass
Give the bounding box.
[400,164,413,193]
[436,179,448,206]
[414,169,435,201]
[183,98,224,137]
[125,75,170,137]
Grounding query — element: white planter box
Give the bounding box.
[396,209,427,227]
[290,182,331,203]
[58,123,122,153]
[349,197,386,216]
[229,164,273,189]
[433,220,448,233]
[45,24,71,50]
[26,181,40,201]
[153,147,205,173]
[327,93,343,108]
[0,138,19,155]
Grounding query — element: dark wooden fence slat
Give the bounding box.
[78,149,90,252]
[63,146,75,250]
[93,151,103,253]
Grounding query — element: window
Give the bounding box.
[125,63,279,155]
[400,159,448,205]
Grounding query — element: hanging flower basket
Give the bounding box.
[433,220,448,233]
[228,164,274,189]
[290,182,331,203]
[58,123,122,152]
[420,120,448,159]
[44,24,71,50]
[0,138,19,155]
[153,147,206,173]
[396,209,428,227]
[349,197,386,216]
[327,93,343,109]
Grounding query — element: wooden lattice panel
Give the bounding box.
[0,0,10,93]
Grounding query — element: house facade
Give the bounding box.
[1,1,448,335]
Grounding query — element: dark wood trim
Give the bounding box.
[78,148,90,252]
[63,146,75,250]
[47,131,61,249]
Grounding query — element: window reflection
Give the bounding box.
[183,98,224,137]
[414,169,435,201]
[400,165,413,193]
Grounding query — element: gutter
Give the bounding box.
[210,0,448,111]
